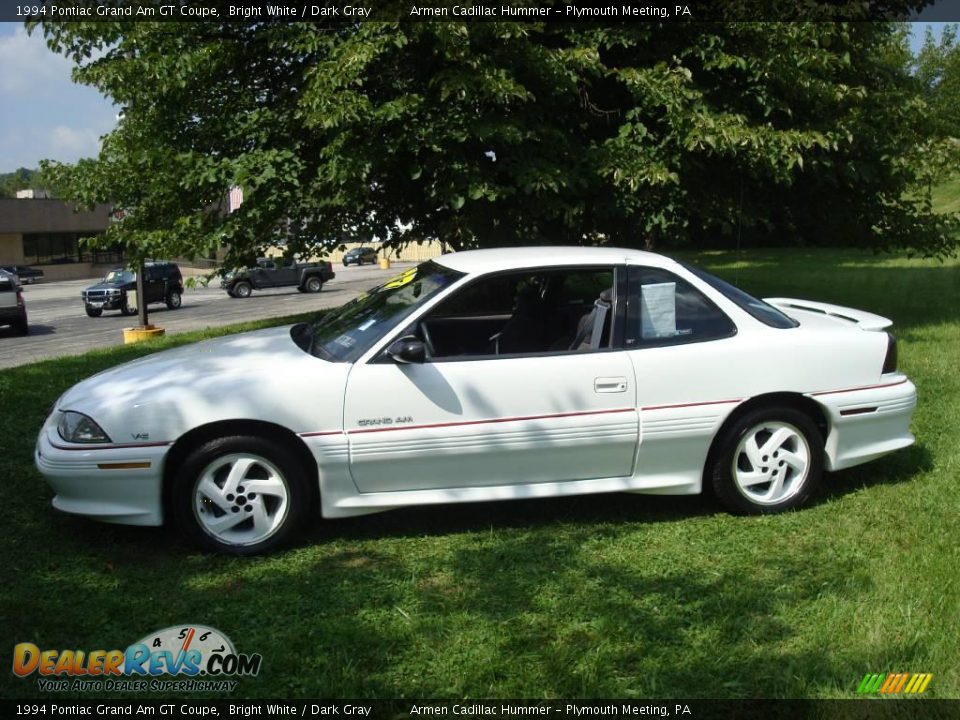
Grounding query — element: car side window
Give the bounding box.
[625,267,736,348]
[420,267,616,359]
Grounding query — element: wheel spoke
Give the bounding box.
[761,426,793,455]
[737,470,771,487]
[241,477,286,498]
[743,435,763,468]
[763,471,786,500]
[222,457,254,495]
[204,511,248,534]
[250,499,273,535]
[779,448,808,472]
[197,477,231,512]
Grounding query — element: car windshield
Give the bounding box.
[104,270,135,284]
[682,263,798,329]
[304,261,464,362]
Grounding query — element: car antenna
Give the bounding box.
[735,178,744,286]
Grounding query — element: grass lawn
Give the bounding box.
[1,247,957,700]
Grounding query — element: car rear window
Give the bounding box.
[682,263,798,329]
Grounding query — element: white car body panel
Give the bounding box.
[34,246,918,528]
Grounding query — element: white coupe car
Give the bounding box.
[35,247,917,555]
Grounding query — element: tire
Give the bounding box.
[304,276,323,293]
[709,406,823,515]
[342,260,349,267]
[171,435,311,556]
[85,305,103,318]
[166,291,182,310]
[13,318,28,336]
[233,281,252,298]
[120,293,138,316]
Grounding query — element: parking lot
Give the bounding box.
[0,261,415,369]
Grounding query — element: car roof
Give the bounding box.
[433,246,679,274]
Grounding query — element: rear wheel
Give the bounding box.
[304,276,323,293]
[84,305,103,318]
[165,290,182,309]
[709,406,823,515]
[171,435,311,555]
[13,317,28,335]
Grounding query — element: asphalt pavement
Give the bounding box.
[0,262,416,370]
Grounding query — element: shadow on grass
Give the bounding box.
[821,442,934,504]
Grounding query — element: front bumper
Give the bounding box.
[812,375,917,471]
[34,423,168,526]
[82,294,123,310]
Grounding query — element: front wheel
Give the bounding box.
[171,436,312,555]
[166,291,182,309]
[232,281,252,298]
[84,305,103,318]
[709,407,823,515]
[304,276,323,293]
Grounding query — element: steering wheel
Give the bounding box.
[420,321,436,358]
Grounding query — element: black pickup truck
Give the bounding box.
[222,258,335,298]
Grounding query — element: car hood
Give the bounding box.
[56,326,349,444]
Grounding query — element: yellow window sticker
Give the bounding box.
[382,267,418,290]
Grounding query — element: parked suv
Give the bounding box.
[81,262,184,317]
[221,258,335,297]
[0,269,28,335]
[342,247,378,266]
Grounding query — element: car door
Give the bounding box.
[274,259,299,286]
[342,266,639,493]
[143,267,166,303]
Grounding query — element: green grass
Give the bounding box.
[1,248,958,700]
[932,175,960,215]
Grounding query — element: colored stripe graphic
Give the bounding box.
[857,672,932,695]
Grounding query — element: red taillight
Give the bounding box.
[16,290,24,307]
[882,332,897,374]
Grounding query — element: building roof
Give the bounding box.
[0,199,113,234]
[435,245,676,274]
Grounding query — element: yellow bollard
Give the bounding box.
[379,257,391,270]
[122,325,166,344]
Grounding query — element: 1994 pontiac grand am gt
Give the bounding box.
[36,247,917,555]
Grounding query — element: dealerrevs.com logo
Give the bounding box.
[13,625,261,693]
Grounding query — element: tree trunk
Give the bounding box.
[136,258,149,328]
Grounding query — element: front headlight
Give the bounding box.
[57,411,112,444]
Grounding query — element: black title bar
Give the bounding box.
[5,0,960,24]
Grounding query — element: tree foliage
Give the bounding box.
[914,23,960,139]
[34,15,959,268]
[0,168,39,198]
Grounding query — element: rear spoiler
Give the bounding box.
[764,297,892,331]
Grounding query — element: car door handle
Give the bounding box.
[594,377,628,393]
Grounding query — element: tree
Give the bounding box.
[0,168,38,198]
[914,23,960,139]
[34,13,959,269]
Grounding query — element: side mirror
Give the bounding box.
[387,336,426,364]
